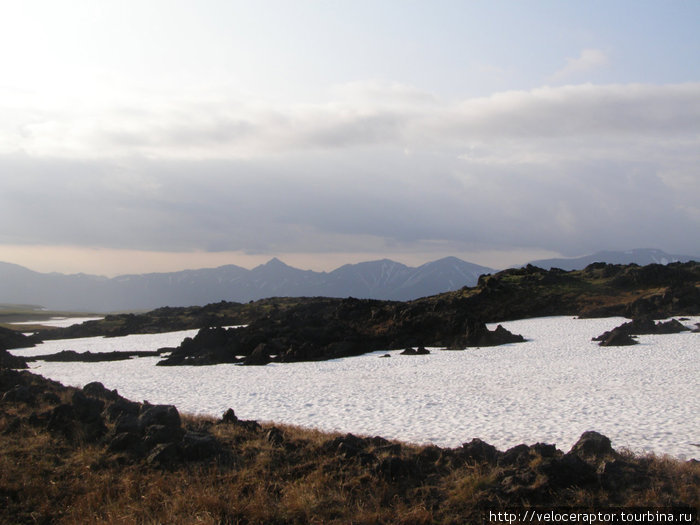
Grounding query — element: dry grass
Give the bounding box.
[1,376,698,525]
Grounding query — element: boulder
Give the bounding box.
[219,408,261,432]
[46,404,77,439]
[594,317,690,345]
[265,426,285,446]
[221,408,238,424]
[1,385,38,405]
[180,431,221,461]
[83,382,121,401]
[655,318,690,334]
[461,438,500,464]
[108,431,144,454]
[599,330,638,346]
[244,344,271,366]
[143,424,183,449]
[376,455,419,481]
[104,397,141,422]
[450,320,525,348]
[498,444,532,467]
[324,433,367,458]
[114,413,141,435]
[540,453,597,489]
[139,404,181,432]
[567,431,617,464]
[71,391,104,423]
[147,442,180,467]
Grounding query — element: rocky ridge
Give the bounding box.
[593,317,691,346]
[158,298,525,366]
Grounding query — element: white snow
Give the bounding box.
[11,316,104,328]
[15,329,199,357]
[10,316,699,459]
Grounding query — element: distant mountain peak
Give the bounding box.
[255,257,291,270]
[527,248,698,271]
[0,255,497,311]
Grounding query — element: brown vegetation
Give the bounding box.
[1,369,698,524]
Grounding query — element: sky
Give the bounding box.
[1,0,699,276]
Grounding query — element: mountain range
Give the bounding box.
[526,248,697,271]
[0,248,696,312]
[0,256,492,312]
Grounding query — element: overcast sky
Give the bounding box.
[1,0,699,276]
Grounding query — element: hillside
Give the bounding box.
[0,368,697,524]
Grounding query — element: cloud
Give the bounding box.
[1,82,699,261]
[548,49,610,82]
[3,81,699,161]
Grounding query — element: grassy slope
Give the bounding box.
[1,370,698,524]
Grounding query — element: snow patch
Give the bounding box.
[11,316,699,459]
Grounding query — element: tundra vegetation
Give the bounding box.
[0,369,698,525]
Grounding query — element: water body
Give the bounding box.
[11,316,700,459]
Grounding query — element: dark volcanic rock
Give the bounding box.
[594,317,691,346]
[157,326,241,366]
[243,343,272,366]
[540,453,597,489]
[221,408,238,424]
[180,431,221,461]
[599,331,638,347]
[0,326,37,351]
[0,349,28,369]
[265,426,285,445]
[147,442,180,467]
[625,283,700,319]
[114,414,141,435]
[655,318,691,333]
[2,384,38,404]
[157,297,526,366]
[218,407,261,432]
[498,444,532,467]
[567,430,617,464]
[461,438,501,464]
[400,346,430,355]
[82,381,121,401]
[27,350,160,362]
[108,431,143,454]
[139,404,182,432]
[446,320,525,349]
[376,455,419,481]
[598,458,649,491]
[104,397,141,422]
[143,424,182,448]
[71,391,104,423]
